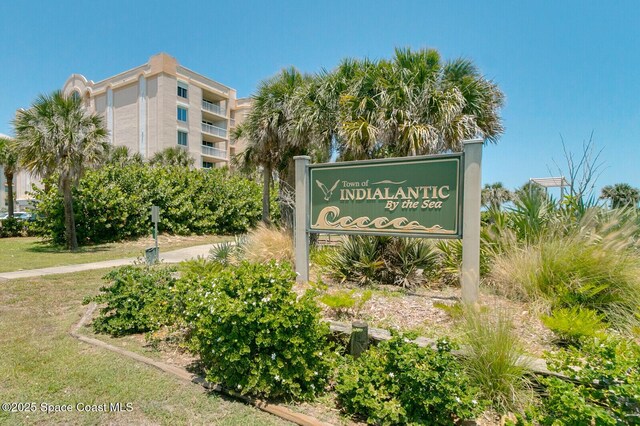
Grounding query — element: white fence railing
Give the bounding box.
[201,145,227,159]
[201,122,227,138]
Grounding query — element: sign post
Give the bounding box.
[146,205,160,265]
[461,139,483,304]
[294,156,310,282]
[295,139,482,303]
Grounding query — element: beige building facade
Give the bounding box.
[2,54,251,211]
[62,52,250,168]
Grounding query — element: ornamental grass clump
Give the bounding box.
[489,209,640,332]
[238,224,293,264]
[460,308,532,414]
[179,260,332,400]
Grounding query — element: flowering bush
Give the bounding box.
[532,337,640,425]
[84,265,177,336]
[335,336,484,425]
[178,261,332,400]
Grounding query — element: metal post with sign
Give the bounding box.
[146,205,160,264]
[295,139,483,303]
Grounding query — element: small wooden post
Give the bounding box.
[349,321,369,358]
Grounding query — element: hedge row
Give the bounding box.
[30,165,275,245]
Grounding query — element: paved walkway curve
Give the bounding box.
[0,243,219,280]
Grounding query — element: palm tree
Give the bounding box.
[481,182,513,210]
[332,48,505,159]
[233,67,324,225]
[150,146,194,168]
[0,136,18,217]
[106,145,143,167]
[600,183,640,208]
[13,90,109,250]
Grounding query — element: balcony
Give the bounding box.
[201,144,227,159]
[201,122,227,138]
[202,100,225,116]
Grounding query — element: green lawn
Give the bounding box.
[0,235,232,273]
[0,270,290,425]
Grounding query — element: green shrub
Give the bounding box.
[527,338,640,425]
[30,165,265,245]
[319,289,372,318]
[326,236,437,287]
[0,217,25,237]
[460,309,532,413]
[84,265,177,336]
[179,261,332,400]
[335,336,484,425]
[541,307,606,346]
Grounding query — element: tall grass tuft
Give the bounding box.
[490,209,640,331]
[460,308,532,413]
[238,224,293,264]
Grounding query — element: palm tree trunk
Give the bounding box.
[6,172,14,217]
[262,166,271,224]
[280,159,296,232]
[62,178,78,251]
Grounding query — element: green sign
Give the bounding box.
[308,154,463,238]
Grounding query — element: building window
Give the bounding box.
[177,81,188,99]
[178,131,188,146]
[202,161,214,169]
[177,106,188,122]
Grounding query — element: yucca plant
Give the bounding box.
[381,237,437,287]
[325,236,437,287]
[209,241,236,266]
[326,236,384,285]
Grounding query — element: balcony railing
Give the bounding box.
[201,145,227,159]
[201,122,227,138]
[202,100,225,116]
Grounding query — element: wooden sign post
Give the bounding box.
[294,138,483,303]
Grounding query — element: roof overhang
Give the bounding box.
[529,177,569,188]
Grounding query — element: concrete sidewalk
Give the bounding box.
[0,243,217,281]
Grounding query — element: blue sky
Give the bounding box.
[1,0,638,193]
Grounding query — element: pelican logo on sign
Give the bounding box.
[315,179,340,201]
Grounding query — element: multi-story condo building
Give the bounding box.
[62,52,250,168]
[1,53,251,211]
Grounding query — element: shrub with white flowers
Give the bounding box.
[178,260,332,400]
[335,336,484,425]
